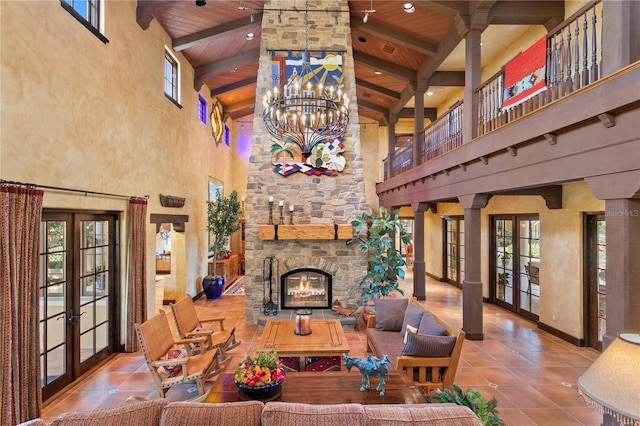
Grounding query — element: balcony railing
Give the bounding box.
[477,0,602,137]
[383,0,603,181]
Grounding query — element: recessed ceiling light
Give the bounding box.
[245,32,255,41]
[403,3,415,13]
[374,70,382,75]
[231,67,238,73]
[358,36,367,43]
[427,91,434,96]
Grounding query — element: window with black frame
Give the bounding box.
[60,0,108,43]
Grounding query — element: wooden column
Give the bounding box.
[413,80,427,168]
[458,194,490,340]
[462,29,481,143]
[411,202,429,301]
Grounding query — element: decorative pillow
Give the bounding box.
[403,324,417,344]
[400,302,425,336]
[374,298,409,331]
[158,346,187,378]
[401,331,457,357]
[417,312,447,336]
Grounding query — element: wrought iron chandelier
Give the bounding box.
[262,1,349,159]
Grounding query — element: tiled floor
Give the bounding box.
[41,273,603,425]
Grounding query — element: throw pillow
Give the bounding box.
[374,298,409,331]
[404,324,418,344]
[400,302,425,336]
[158,346,187,378]
[401,332,457,357]
[417,312,447,336]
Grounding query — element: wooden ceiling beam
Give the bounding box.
[397,108,438,121]
[173,14,263,52]
[210,77,257,98]
[353,51,416,82]
[411,1,469,16]
[136,0,180,30]
[355,78,401,101]
[357,99,389,116]
[488,1,564,25]
[194,49,260,90]
[225,98,256,113]
[351,20,438,56]
[428,71,465,87]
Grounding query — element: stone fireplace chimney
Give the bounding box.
[243,0,367,324]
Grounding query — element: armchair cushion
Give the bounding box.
[401,331,457,357]
[374,298,408,331]
[159,401,263,426]
[261,402,366,426]
[417,312,447,336]
[400,302,424,336]
[50,399,168,426]
[158,346,187,378]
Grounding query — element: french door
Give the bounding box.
[39,211,118,400]
[491,215,540,321]
[444,217,464,288]
[584,214,606,351]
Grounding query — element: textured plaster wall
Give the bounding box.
[1,1,244,324]
[419,182,603,340]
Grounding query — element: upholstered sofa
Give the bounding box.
[366,298,465,394]
[19,399,483,426]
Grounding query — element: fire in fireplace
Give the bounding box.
[281,268,332,309]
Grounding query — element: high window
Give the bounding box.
[198,95,208,125]
[61,0,108,43]
[164,49,180,104]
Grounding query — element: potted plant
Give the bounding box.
[346,207,411,300]
[204,189,243,299]
[430,384,505,426]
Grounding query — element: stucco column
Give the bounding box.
[586,171,640,349]
[602,0,640,77]
[458,194,490,340]
[386,115,398,179]
[462,29,481,143]
[411,202,428,301]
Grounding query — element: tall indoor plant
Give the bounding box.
[346,207,411,300]
[204,189,243,299]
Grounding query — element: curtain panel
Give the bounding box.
[0,185,44,424]
[125,198,148,352]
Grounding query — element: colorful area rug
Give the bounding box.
[223,276,245,295]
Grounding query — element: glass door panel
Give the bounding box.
[519,219,540,317]
[495,219,514,305]
[445,217,464,288]
[40,212,117,401]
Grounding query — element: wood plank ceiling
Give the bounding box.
[136,0,564,124]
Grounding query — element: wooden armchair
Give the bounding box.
[169,294,241,366]
[134,313,220,398]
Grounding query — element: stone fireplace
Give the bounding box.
[242,0,367,324]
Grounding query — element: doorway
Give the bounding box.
[39,211,118,401]
[584,213,606,351]
[491,215,540,321]
[444,216,464,288]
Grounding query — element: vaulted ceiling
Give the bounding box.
[136,0,564,124]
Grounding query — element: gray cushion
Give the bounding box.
[401,331,457,357]
[366,328,405,370]
[374,298,409,331]
[400,302,424,336]
[417,312,447,336]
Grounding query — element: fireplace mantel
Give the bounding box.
[258,224,354,241]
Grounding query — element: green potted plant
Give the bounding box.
[204,189,243,299]
[429,384,505,426]
[346,207,411,300]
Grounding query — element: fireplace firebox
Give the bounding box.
[281,268,332,309]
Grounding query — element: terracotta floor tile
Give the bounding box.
[41,274,602,426]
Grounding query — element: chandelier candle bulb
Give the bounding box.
[289,205,294,212]
[279,200,284,207]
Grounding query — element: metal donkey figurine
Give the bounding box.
[342,353,390,396]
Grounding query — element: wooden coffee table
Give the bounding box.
[204,371,426,404]
[258,319,350,371]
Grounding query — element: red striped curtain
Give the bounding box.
[0,185,44,424]
[125,198,148,352]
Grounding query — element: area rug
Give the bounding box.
[223,276,245,295]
